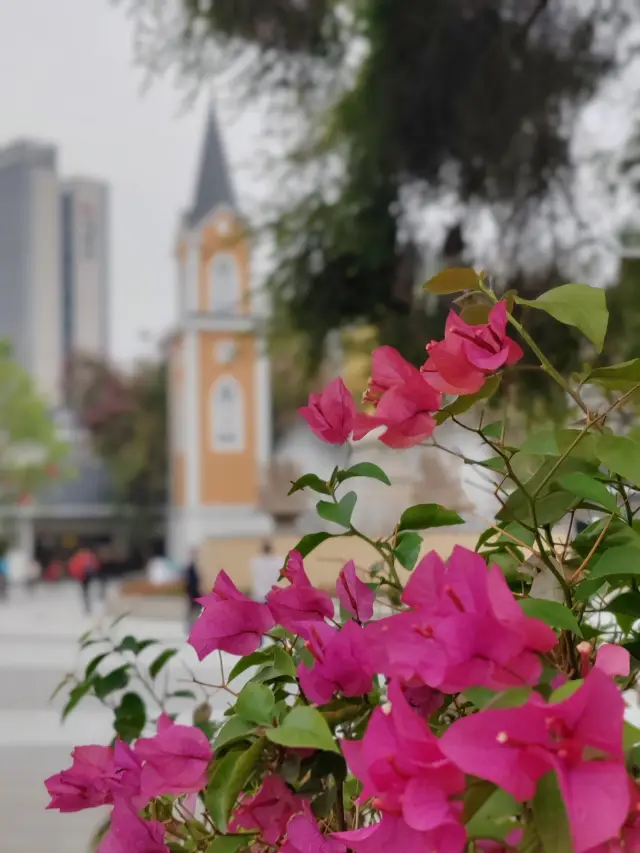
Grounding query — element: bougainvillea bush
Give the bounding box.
[48,272,640,853]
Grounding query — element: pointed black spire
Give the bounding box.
[188,103,237,228]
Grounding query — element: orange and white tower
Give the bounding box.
[167,106,273,562]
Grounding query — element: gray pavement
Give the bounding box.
[0,583,237,853]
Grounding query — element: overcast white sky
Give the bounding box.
[0,0,273,364]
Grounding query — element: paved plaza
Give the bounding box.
[0,583,235,853]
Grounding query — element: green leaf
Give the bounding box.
[149,648,178,679]
[519,599,581,635]
[205,835,252,853]
[518,283,608,351]
[393,531,423,570]
[482,422,503,439]
[589,545,640,580]
[114,692,146,742]
[116,635,141,654]
[50,674,74,702]
[288,473,331,496]
[62,678,95,721]
[556,472,617,513]
[236,683,275,726]
[266,706,339,754]
[519,428,560,456]
[437,375,501,421]
[170,689,198,700]
[588,359,640,390]
[214,717,257,751]
[85,652,110,680]
[463,686,531,711]
[462,780,498,823]
[335,462,391,486]
[115,636,157,655]
[550,679,583,703]
[466,787,520,841]
[206,739,265,831]
[94,665,130,699]
[460,302,492,325]
[316,492,357,528]
[495,522,536,547]
[292,532,334,558]
[228,650,273,683]
[498,487,579,527]
[605,591,640,617]
[623,639,640,661]
[532,772,574,853]
[597,433,640,485]
[424,267,481,294]
[397,503,464,532]
[624,721,640,751]
[574,577,606,603]
[271,646,297,679]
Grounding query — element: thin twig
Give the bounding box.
[569,513,615,584]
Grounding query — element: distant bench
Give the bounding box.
[109,576,185,621]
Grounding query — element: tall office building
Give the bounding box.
[60,179,109,362]
[0,140,62,402]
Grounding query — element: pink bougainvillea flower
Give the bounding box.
[230,775,305,845]
[135,714,212,799]
[299,377,356,445]
[341,681,464,833]
[298,621,374,705]
[585,781,640,853]
[367,547,556,693]
[440,669,629,853]
[355,348,442,449]
[280,550,310,586]
[267,552,334,635]
[336,560,374,623]
[98,801,168,853]
[110,740,144,804]
[476,830,523,852]
[362,346,418,405]
[189,570,275,658]
[336,812,466,853]
[281,806,347,853]
[364,609,449,686]
[422,302,523,395]
[400,680,444,718]
[595,643,630,678]
[45,744,116,812]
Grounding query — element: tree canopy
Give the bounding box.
[0,343,67,503]
[120,0,640,413]
[65,354,167,519]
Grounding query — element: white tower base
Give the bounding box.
[168,505,275,566]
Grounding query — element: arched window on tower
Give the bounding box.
[210,375,245,453]
[210,252,241,314]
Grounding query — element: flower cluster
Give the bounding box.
[300,301,522,448]
[45,715,212,853]
[47,277,640,853]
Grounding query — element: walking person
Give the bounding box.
[184,547,202,632]
[250,541,282,603]
[68,546,100,615]
[0,543,8,601]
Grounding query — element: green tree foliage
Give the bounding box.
[65,353,167,514]
[0,342,67,503]
[120,0,639,411]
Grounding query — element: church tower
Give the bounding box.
[167,106,273,563]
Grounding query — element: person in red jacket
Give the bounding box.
[68,547,100,614]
